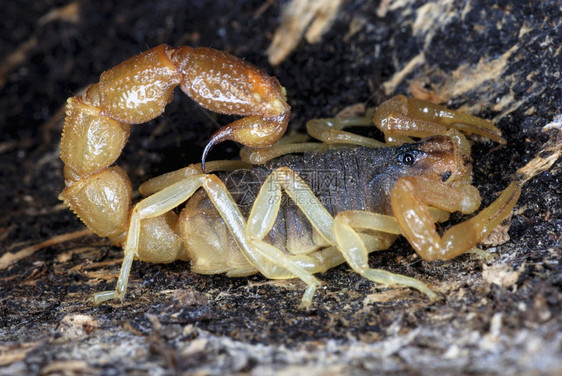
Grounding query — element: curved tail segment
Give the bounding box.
[60,44,290,243]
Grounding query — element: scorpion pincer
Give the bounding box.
[59,45,520,307]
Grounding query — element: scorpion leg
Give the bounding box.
[245,167,335,308]
[246,166,340,307]
[333,211,438,300]
[138,160,251,197]
[240,142,331,165]
[247,167,337,244]
[374,95,504,144]
[198,175,323,309]
[304,109,385,147]
[391,177,521,261]
[92,174,209,303]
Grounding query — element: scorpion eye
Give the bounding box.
[441,171,452,182]
[400,152,417,166]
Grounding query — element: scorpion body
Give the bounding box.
[182,140,458,277]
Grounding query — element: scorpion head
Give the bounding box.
[395,135,473,184]
[367,135,473,215]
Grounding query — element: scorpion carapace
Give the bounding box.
[60,45,290,246]
[61,89,521,307]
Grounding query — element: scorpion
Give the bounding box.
[59,46,521,308]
